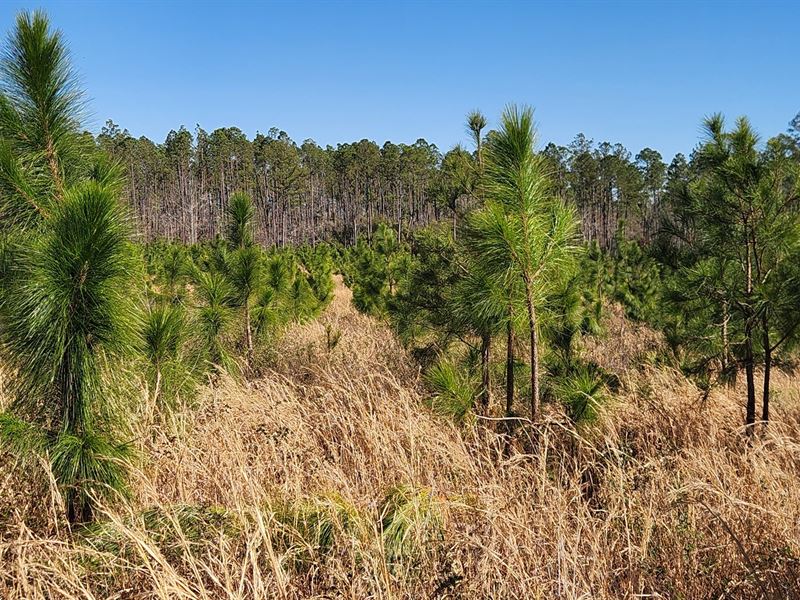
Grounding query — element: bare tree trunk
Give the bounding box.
[397,196,402,241]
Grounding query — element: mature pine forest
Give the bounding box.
[98,118,720,249]
[3,10,800,600]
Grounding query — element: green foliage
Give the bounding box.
[226,191,255,249]
[141,303,197,410]
[0,11,91,229]
[287,273,315,322]
[265,253,292,296]
[156,243,189,302]
[2,182,138,421]
[192,269,238,373]
[550,364,609,424]
[432,145,475,219]
[50,431,132,521]
[143,303,186,367]
[0,181,138,522]
[0,12,146,523]
[4,8,800,542]
[389,225,461,349]
[139,240,334,375]
[380,485,445,567]
[0,411,46,456]
[251,286,281,339]
[374,109,594,423]
[539,278,593,385]
[424,359,477,423]
[474,107,581,303]
[299,243,335,305]
[270,493,366,566]
[342,224,412,318]
[604,240,664,323]
[658,115,800,424]
[228,245,261,359]
[468,104,581,418]
[324,323,342,352]
[223,197,264,363]
[348,243,387,315]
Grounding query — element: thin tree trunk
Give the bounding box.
[153,368,162,409]
[479,333,491,413]
[245,301,254,365]
[762,314,771,423]
[67,492,77,525]
[505,318,514,416]
[744,227,756,434]
[721,299,730,371]
[67,489,91,524]
[502,316,515,453]
[524,284,540,422]
[397,198,402,241]
[744,329,757,433]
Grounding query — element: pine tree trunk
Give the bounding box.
[67,492,77,525]
[505,318,514,416]
[67,488,91,524]
[721,299,730,371]
[744,229,756,434]
[762,315,771,423]
[397,198,402,241]
[153,368,162,409]
[479,333,491,413]
[245,301,254,365]
[744,316,757,433]
[524,283,540,422]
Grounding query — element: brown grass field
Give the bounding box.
[2,277,800,599]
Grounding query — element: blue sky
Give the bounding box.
[1,1,797,160]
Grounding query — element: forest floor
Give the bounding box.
[2,276,800,599]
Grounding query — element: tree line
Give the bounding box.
[95,117,736,250]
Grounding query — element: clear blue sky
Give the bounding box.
[2,0,797,160]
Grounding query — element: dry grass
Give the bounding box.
[2,277,800,599]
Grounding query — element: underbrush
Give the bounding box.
[2,281,800,599]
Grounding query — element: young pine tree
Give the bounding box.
[671,116,800,431]
[225,191,261,366]
[193,269,237,373]
[468,105,580,422]
[0,12,139,523]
